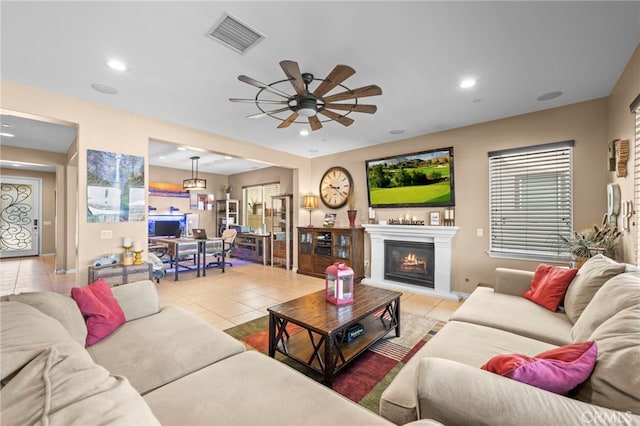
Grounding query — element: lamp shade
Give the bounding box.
[184,156,206,191]
[303,195,318,209]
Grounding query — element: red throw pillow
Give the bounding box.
[481,341,597,395]
[522,264,578,311]
[71,278,125,346]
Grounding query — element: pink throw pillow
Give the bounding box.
[522,264,578,311]
[481,341,597,395]
[71,278,125,346]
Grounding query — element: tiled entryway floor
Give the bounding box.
[1,256,463,330]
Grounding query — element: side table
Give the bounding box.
[88,263,153,286]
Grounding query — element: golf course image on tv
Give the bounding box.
[365,147,455,208]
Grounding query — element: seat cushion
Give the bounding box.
[0,301,84,382]
[1,346,159,426]
[87,305,245,394]
[573,305,640,414]
[379,321,555,425]
[451,287,572,345]
[563,254,626,324]
[144,351,392,426]
[7,291,88,346]
[572,272,640,342]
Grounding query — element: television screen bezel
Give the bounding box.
[365,147,455,208]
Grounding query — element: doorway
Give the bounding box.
[0,176,41,258]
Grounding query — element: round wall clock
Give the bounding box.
[319,166,354,209]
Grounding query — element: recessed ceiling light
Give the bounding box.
[390,129,405,135]
[12,163,20,167]
[107,59,127,71]
[473,98,482,103]
[177,147,187,151]
[537,91,563,101]
[158,156,166,160]
[309,148,319,153]
[90,83,118,94]
[299,129,309,136]
[224,156,233,160]
[460,78,476,89]
[1,132,15,137]
[2,123,12,128]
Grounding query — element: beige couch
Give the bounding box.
[380,254,640,426]
[1,280,396,426]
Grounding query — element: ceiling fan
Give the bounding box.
[229,60,382,131]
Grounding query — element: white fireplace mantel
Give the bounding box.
[362,224,459,300]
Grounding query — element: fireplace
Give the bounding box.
[362,224,459,300]
[385,240,434,288]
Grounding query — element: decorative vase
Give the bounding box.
[347,210,357,228]
[226,192,230,200]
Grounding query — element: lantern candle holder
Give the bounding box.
[325,262,354,305]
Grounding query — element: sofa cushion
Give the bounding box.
[563,254,626,324]
[0,301,85,383]
[87,305,245,394]
[110,280,159,321]
[144,350,392,426]
[450,287,572,345]
[572,272,640,342]
[1,346,160,426]
[573,305,640,414]
[71,278,126,346]
[522,264,578,311]
[379,321,555,425]
[7,291,88,346]
[481,341,597,395]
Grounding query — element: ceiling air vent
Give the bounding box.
[207,13,265,55]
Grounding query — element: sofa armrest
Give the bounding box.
[111,280,159,321]
[416,358,638,426]
[493,267,534,296]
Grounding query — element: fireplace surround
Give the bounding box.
[362,224,459,299]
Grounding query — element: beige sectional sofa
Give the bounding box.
[1,280,395,426]
[380,254,640,425]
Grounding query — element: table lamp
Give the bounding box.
[303,195,318,227]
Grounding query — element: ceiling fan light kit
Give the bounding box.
[230,60,382,131]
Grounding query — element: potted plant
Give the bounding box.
[562,214,622,265]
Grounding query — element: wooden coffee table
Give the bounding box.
[267,284,401,387]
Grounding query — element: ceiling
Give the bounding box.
[1,1,639,175]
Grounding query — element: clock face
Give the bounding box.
[319,167,353,209]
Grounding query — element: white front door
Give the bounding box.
[0,177,41,258]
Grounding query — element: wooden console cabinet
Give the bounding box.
[297,227,364,282]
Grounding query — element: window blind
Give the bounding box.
[489,141,574,260]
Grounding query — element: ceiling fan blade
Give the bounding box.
[229,98,288,104]
[277,112,299,129]
[279,60,307,96]
[318,109,354,127]
[322,85,382,102]
[324,103,377,114]
[247,107,291,119]
[238,75,291,99]
[312,65,356,97]
[308,115,322,131]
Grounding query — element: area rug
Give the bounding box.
[224,311,445,414]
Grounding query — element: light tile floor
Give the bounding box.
[1,256,463,329]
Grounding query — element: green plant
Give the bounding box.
[562,214,621,260]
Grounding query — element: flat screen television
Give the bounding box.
[365,147,455,208]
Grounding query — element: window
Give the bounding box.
[489,141,574,261]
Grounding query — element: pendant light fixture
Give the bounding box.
[183,156,206,191]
